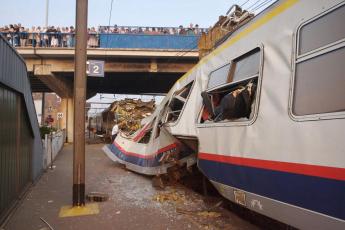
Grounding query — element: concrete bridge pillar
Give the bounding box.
[34,64,75,142]
[60,98,74,143]
[60,97,74,143]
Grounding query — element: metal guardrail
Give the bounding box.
[0,32,202,50]
[98,25,207,34]
[43,129,66,169]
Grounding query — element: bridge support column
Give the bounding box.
[34,64,73,98]
[59,98,74,143]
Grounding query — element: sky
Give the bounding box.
[0,0,270,28]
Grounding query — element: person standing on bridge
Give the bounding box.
[111,122,119,143]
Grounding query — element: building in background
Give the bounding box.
[32,92,64,128]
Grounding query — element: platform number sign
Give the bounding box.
[57,112,63,120]
[86,60,104,77]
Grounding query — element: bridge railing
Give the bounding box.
[98,25,207,35]
[0,32,202,50]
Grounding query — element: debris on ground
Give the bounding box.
[86,136,104,145]
[39,217,54,230]
[152,190,186,204]
[197,211,222,218]
[86,192,109,202]
[152,166,189,189]
[176,208,221,218]
[151,184,236,230]
[152,176,165,189]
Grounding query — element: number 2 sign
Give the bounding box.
[86,60,105,77]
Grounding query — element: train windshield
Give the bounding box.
[165,81,194,123]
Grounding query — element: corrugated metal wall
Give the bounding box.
[0,86,33,220]
[0,35,43,223]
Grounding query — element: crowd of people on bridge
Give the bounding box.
[0,23,206,48]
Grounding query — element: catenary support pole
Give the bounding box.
[45,0,49,27]
[73,0,88,206]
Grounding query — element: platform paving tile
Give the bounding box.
[5,144,258,230]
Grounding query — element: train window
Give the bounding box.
[293,46,345,116]
[165,81,194,123]
[208,64,231,89]
[293,4,345,117]
[232,49,260,82]
[298,4,345,55]
[200,48,261,123]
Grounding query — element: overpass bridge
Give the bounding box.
[14,32,200,142]
[19,47,198,97]
[16,33,200,97]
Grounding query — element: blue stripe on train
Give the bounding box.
[108,144,161,167]
[108,144,194,168]
[198,159,345,220]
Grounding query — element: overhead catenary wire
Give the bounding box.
[251,0,273,11]
[252,0,277,12]
[240,0,251,7]
[106,0,115,49]
[161,38,199,65]
[245,0,263,11]
[108,0,114,28]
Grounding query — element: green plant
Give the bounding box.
[39,126,57,139]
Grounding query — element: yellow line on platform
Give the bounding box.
[59,203,100,218]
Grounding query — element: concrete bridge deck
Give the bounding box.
[4,143,257,230]
[16,47,199,96]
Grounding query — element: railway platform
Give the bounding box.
[3,143,258,230]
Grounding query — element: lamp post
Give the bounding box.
[45,0,49,27]
[73,0,88,206]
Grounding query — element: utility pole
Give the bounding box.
[73,0,88,206]
[45,0,49,27]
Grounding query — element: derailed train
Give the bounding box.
[103,0,345,229]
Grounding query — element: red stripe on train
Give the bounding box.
[198,153,345,181]
[133,124,150,142]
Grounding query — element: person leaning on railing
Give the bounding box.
[1,23,207,48]
[19,27,28,47]
[61,27,68,47]
[87,27,98,48]
[28,26,35,47]
[67,26,75,47]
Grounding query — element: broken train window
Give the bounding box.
[137,119,156,144]
[200,48,261,123]
[165,81,194,123]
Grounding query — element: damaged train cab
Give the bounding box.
[102,77,197,175]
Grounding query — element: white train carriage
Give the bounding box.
[160,0,345,229]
